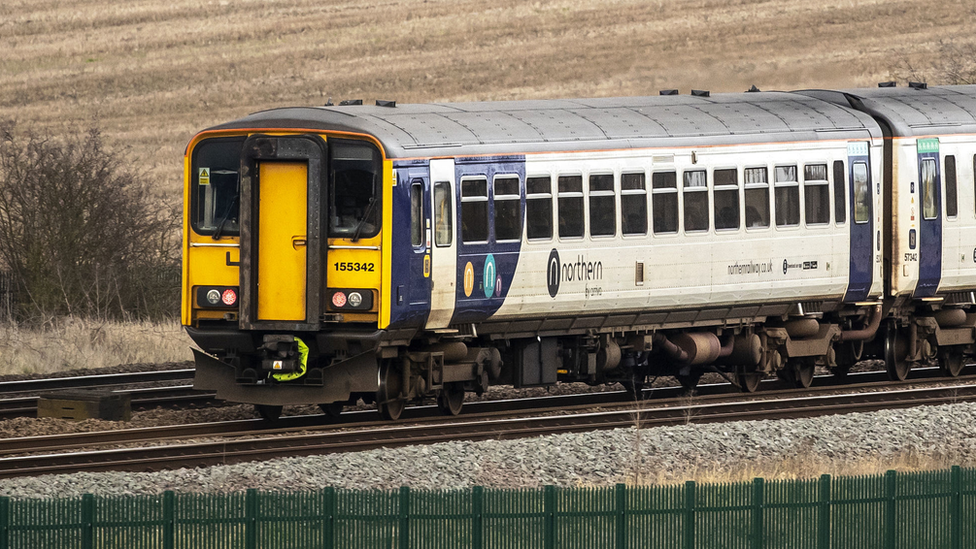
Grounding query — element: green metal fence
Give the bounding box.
[1,466,975,548]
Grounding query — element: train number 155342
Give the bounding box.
[334,262,375,272]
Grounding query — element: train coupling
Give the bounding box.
[258,335,305,375]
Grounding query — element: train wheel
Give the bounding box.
[884,325,911,381]
[437,382,465,416]
[938,347,965,377]
[255,404,283,421]
[377,360,405,421]
[735,366,762,393]
[782,359,815,388]
[319,402,343,418]
[832,340,862,379]
[675,372,702,392]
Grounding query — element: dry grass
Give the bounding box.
[2,0,974,198]
[0,318,192,376]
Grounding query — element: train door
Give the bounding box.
[257,162,307,320]
[403,168,432,322]
[915,138,942,297]
[427,159,457,329]
[238,134,325,330]
[845,142,874,301]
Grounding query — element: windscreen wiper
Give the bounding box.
[351,196,377,242]
[211,194,239,240]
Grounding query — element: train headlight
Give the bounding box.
[195,286,240,309]
[221,289,237,306]
[206,289,221,305]
[327,289,373,311]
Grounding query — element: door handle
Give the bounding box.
[292,236,307,249]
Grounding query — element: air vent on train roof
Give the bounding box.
[339,99,363,106]
[376,100,396,108]
[659,89,679,96]
[878,81,896,88]
[691,89,710,97]
[908,82,928,90]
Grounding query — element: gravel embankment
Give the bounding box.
[2,401,975,499]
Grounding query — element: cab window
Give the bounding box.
[191,137,245,237]
[329,140,381,239]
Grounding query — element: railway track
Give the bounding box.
[1,374,975,479]
[0,369,208,419]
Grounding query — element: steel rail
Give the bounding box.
[1,380,975,478]
[0,369,195,395]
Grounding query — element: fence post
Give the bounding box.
[884,470,896,549]
[399,486,410,549]
[472,486,484,549]
[751,478,764,549]
[615,484,627,549]
[245,489,258,549]
[951,466,961,549]
[0,496,9,549]
[544,485,556,549]
[322,487,336,549]
[163,491,175,549]
[684,481,696,549]
[81,493,94,549]
[817,475,831,549]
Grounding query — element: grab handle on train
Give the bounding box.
[292,236,307,249]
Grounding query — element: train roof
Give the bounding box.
[206,90,881,158]
[800,85,976,137]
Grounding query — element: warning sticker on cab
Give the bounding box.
[199,167,211,185]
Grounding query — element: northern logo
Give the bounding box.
[547,249,560,298]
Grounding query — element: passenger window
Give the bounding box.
[410,181,423,247]
[683,170,708,232]
[621,173,647,235]
[774,165,799,227]
[652,172,678,234]
[713,169,739,230]
[853,162,871,223]
[945,155,957,219]
[744,167,769,228]
[526,176,553,240]
[433,181,453,247]
[558,175,584,238]
[461,177,489,242]
[804,164,830,225]
[330,140,382,238]
[833,161,846,225]
[920,159,937,220]
[494,175,521,241]
[589,174,615,237]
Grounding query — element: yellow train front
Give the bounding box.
[183,114,397,420]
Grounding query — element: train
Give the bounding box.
[183,83,976,420]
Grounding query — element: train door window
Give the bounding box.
[494,175,521,241]
[433,181,453,247]
[920,159,937,220]
[558,175,584,238]
[945,155,957,219]
[853,161,871,223]
[713,168,739,230]
[526,176,553,240]
[744,167,769,229]
[652,171,678,234]
[589,173,616,237]
[803,164,830,225]
[683,170,708,233]
[410,181,423,247]
[330,140,381,238]
[461,176,489,243]
[774,165,800,227]
[833,160,846,225]
[621,172,647,235]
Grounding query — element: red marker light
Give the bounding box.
[221,289,237,306]
[332,292,347,308]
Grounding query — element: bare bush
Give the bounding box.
[0,125,180,322]
[895,39,976,86]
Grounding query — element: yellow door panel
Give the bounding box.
[257,162,307,321]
